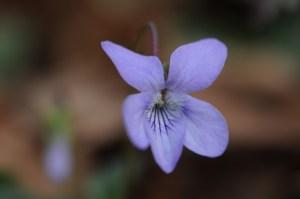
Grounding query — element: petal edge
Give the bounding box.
[122,93,152,150]
[183,95,229,157]
[167,38,227,93]
[101,41,165,92]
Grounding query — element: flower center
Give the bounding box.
[146,90,182,134]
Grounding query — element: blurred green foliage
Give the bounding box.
[86,153,143,199]
[0,14,37,84]
[44,105,72,138]
[176,0,300,64]
[0,173,32,199]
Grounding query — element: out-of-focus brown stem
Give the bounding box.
[134,21,159,56]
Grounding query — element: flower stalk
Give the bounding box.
[43,103,73,183]
[134,21,159,56]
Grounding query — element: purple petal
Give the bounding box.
[44,135,72,183]
[123,92,153,149]
[144,111,185,173]
[167,38,227,93]
[101,41,165,92]
[183,95,229,157]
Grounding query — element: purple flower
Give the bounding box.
[101,38,229,173]
[44,135,72,183]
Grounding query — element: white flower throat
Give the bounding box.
[146,90,183,134]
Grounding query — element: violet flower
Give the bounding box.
[101,38,229,173]
[44,135,72,183]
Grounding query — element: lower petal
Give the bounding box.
[183,95,229,157]
[144,112,185,173]
[122,92,152,149]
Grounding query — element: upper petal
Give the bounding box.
[167,38,227,93]
[144,104,185,173]
[101,41,165,92]
[183,95,229,157]
[123,92,153,150]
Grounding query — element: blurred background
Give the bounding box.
[0,0,300,198]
